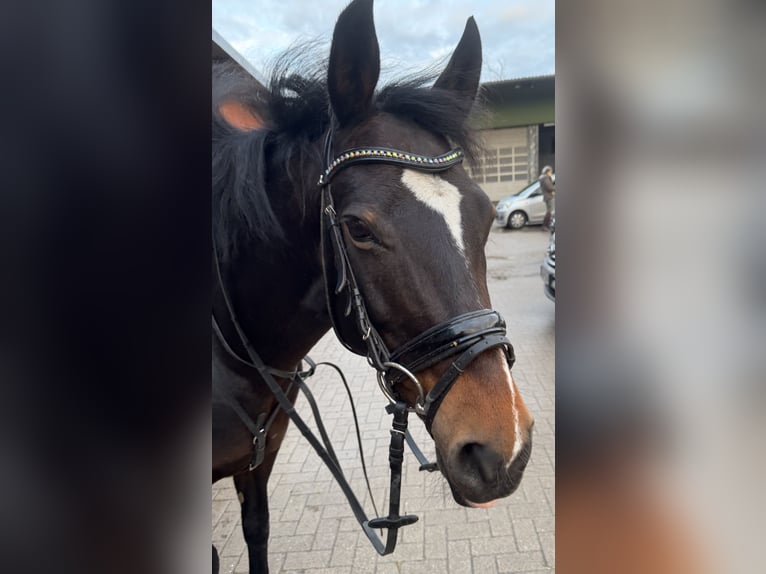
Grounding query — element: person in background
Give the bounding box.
[539,165,555,231]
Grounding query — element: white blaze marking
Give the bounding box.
[401,169,465,255]
[500,353,523,465]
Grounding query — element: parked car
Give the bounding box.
[540,220,555,301]
[494,176,554,229]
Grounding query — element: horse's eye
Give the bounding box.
[344,218,377,244]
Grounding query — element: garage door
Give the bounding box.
[466,127,530,201]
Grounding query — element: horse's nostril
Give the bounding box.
[458,442,502,484]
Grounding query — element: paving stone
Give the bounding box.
[220,527,247,557]
[496,551,547,573]
[282,549,332,570]
[470,535,517,556]
[512,519,539,552]
[301,568,353,574]
[279,494,308,522]
[447,520,491,541]
[338,516,358,532]
[538,531,555,569]
[269,534,314,553]
[329,530,358,567]
[401,559,448,573]
[264,553,285,573]
[270,520,298,537]
[487,507,514,537]
[400,514,425,545]
[311,517,339,551]
[472,555,499,574]
[296,504,322,536]
[351,543,378,574]
[216,554,239,574]
[374,563,402,574]
[233,552,250,574]
[423,524,447,560]
[533,516,554,533]
[447,539,472,573]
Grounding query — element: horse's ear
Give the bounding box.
[434,17,482,112]
[327,0,380,126]
[217,100,264,131]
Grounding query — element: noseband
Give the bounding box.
[318,130,516,434]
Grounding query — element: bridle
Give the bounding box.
[318,128,516,434]
[213,125,516,556]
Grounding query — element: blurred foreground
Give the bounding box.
[557,0,766,572]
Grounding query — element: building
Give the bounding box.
[212,28,268,88]
[468,75,555,201]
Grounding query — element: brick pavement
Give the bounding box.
[213,226,555,573]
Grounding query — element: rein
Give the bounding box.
[213,252,405,554]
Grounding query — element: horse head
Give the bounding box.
[318,0,534,507]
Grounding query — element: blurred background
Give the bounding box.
[557,0,765,572]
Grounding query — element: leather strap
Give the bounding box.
[213,233,417,555]
[423,333,514,433]
[322,185,390,366]
[386,310,508,386]
[213,315,299,379]
[404,430,439,472]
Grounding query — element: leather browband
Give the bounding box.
[318,147,464,186]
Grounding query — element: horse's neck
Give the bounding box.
[219,266,329,372]
[226,209,329,372]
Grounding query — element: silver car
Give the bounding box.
[494,178,554,229]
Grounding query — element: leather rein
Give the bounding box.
[212,127,516,556]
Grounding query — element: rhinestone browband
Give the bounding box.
[318,147,464,186]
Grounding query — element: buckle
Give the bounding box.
[248,412,268,471]
[376,362,426,415]
[249,427,267,471]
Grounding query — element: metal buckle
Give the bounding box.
[376,362,426,416]
[249,427,267,471]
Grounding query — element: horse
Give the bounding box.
[212,1,534,572]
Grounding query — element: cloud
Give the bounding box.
[212,0,554,81]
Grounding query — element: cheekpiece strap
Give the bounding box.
[318,147,464,187]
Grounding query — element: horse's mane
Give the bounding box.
[213,46,482,264]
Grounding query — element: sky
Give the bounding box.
[212,0,555,83]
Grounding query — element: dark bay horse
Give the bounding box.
[212,1,533,571]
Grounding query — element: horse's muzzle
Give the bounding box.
[441,436,533,507]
